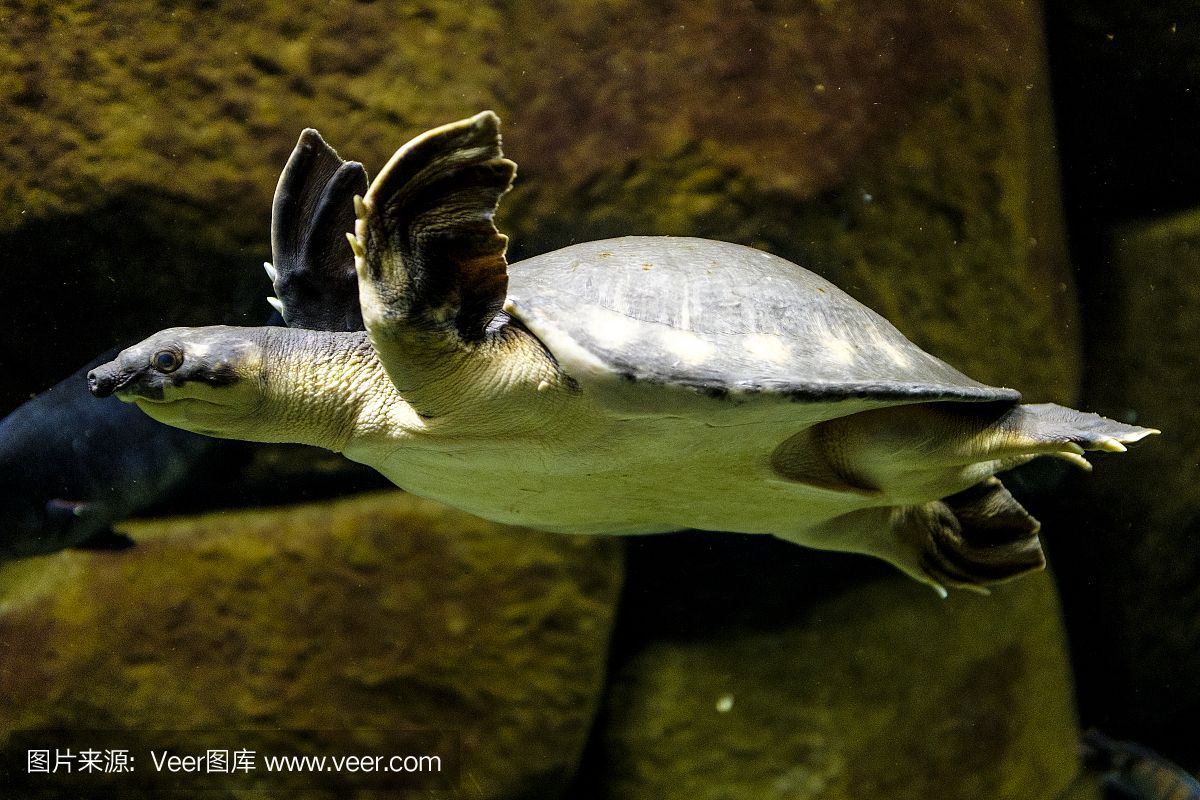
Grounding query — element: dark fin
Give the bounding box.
[73,528,136,552]
[45,498,98,521]
[354,111,516,342]
[269,128,369,332]
[909,477,1045,590]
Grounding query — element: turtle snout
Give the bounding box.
[87,363,125,398]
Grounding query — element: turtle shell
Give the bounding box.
[505,237,1018,404]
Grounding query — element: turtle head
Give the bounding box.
[88,326,266,438]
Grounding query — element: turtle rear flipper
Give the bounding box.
[774,401,1159,500]
[790,478,1045,595]
[1004,403,1159,463]
[912,477,1046,592]
[268,128,368,332]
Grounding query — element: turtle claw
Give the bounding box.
[1118,426,1160,443]
[1062,421,1158,454]
[1050,451,1093,471]
[927,581,950,600]
[266,296,284,314]
[263,261,278,282]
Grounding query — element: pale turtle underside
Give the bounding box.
[506,236,1020,404]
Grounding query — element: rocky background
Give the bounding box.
[0,0,1193,796]
[0,493,623,798]
[1043,0,1200,772]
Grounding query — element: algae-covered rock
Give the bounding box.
[0,4,1086,790]
[1056,209,1200,767]
[594,571,1080,800]
[0,491,623,798]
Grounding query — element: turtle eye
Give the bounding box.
[151,348,183,373]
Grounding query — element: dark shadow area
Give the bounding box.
[146,442,392,517]
[1045,2,1200,232]
[1044,0,1200,768]
[0,193,269,414]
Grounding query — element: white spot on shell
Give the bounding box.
[716,694,734,713]
[587,308,641,349]
[659,328,714,364]
[743,333,790,363]
[875,338,911,367]
[820,333,857,365]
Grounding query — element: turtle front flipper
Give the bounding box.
[352,112,553,421]
[268,128,369,332]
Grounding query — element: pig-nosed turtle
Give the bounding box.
[88,112,1157,594]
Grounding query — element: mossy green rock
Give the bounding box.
[0,491,623,798]
[0,3,1087,792]
[595,573,1080,799]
